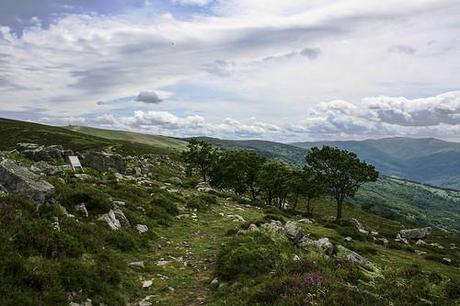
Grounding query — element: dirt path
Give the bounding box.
[132,200,263,306]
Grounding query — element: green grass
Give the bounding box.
[66,126,187,151]
[0,117,181,156]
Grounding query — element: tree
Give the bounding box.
[289,168,324,213]
[305,146,378,220]
[182,139,216,182]
[257,161,291,208]
[209,150,265,199]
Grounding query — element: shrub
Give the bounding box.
[151,194,179,216]
[58,186,112,214]
[104,229,140,252]
[216,232,295,281]
[186,194,218,211]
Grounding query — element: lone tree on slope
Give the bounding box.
[305,146,378,221]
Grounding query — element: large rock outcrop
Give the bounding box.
[0,158,55,204]
[17,143,73,162]
[398,227,432,240]
[81,152,126,173]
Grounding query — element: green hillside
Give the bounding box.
[0,118,178,155]
[291,137,460,190]
[66,126,187,151]
[352,177,460,232]
[0,118,459,305]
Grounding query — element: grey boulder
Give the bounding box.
[0,158,55,205]
[399,227,432,240]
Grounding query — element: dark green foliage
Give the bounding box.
[305,146,379,220]
[216,232,296,281]
[186,194,218,211]
[182,138,217,182]
[257,160,291,207]
[58,185,112,214]
[150,194,180,216]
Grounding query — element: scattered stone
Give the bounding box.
[293,254,301,261]
[370,231,379,236]
[227,214,245,222]
[283,221,304,242]
[129,261,145,268]
[345,236,353,242]
[210,277,219,288]
[157,259,170,266]
[260,220,284,234]
[98,210,122,230]
[142,280,153,288]
[442,257,452,264]
[75,203,89,217]
[51,217,61,232]
[165,286,175,293]
[376,238,389,246]
[113,208,130,227]
[298,218,313,224]
[81,151,126,173]
[69,298,92,306]
[74,174,93,181]
[248,224,259,232]
[415,250,427,256]
[0,158,55,205]
[299,237,334,256]
[351,218,368,234]
[166,177,182,185]
[113,200,126,207]
[398,227,432,240]
[429,242,444,249]
[335,245,376,271]
[416,239,427,246]
[136,224,149,234]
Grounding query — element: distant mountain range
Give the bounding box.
[192,136,460,190]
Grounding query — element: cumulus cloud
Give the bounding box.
[135,91,163,104]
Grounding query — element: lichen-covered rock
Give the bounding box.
[299,237,334,255]
[81,151,126,173]
[0,158,55,205]
[136,224,149,234]
[335,245,376,271]
[399,227,432,240]
[113,208,130,227]
[17,143,73,162]
[98,210,122,230]
[283,221,304,242]
[260,220,284,234]
[75,203,89,217]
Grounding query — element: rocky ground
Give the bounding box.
[0,142,459,305]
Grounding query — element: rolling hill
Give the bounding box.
[187,136,460,190]
[66,126,187,151]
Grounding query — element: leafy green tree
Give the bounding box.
[257,161,291,207]
[289,168,324,213]
[305,146,378,220]
[209,150,265,198]
[182,139,216,182]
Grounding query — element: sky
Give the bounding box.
[1,0,460,142]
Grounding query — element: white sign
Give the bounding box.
[68,156,83,171]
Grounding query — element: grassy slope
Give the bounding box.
[66,126,187,151]
[0,118,459,304]
[0,118,177,155]
[352,177,460,232]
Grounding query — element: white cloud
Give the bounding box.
[1,1,460,141]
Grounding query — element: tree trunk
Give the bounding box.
[336,198,343,221]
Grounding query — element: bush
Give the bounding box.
[186,194,217,211]
[151,194,179,216]
[216,232,295,281]
[58,186,112,214]
[104,230,141,252]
